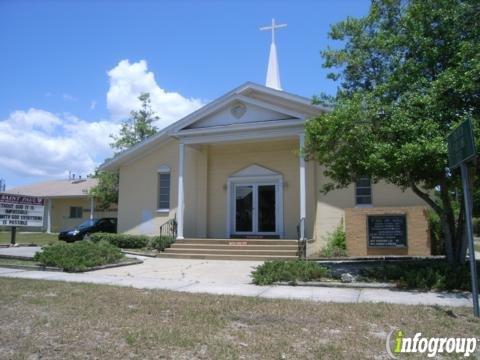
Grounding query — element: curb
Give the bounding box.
[122,250,158,258]
[274,281,396,289]
[83,258,143,272]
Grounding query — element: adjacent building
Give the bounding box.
[8,178,117,232]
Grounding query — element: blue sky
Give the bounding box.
[0,0,370,187]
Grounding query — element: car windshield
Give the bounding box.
[78,219,97,229]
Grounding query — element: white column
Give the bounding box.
[46,199,52,233]
[177,143,185,240]
[90,197,94,220]
[299,133,306,240]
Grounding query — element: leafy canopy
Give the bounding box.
[306,0,479,194]
[110,92,159,152]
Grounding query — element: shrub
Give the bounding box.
[149,236,175,251]
[34,240,123,272]
[360,261,478,291]
[90,233,149,249]
[252,260,330,285]
[319,222,347,257]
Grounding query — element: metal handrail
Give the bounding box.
[159,218,177,242]
[296,217,306,259]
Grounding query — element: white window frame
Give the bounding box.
[227,174,284,238]
[355,176,373,207]
[157,165,171,213]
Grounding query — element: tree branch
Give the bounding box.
[410,182,442,214]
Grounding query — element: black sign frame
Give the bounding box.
[367,214,407,248]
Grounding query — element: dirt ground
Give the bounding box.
[0,278,478,359]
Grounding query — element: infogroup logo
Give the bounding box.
[386,329,478,358]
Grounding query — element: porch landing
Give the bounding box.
[158,238,299,261]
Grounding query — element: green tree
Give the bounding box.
[89,169,119,210]
[110,92,159,152]
[305,0,480,264]
[91,92,159,207]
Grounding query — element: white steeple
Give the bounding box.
[260,18,287,91]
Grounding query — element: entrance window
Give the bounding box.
[235,185,253,232]
[355,176,372,206]
[258,185,276,232]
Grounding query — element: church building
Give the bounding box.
[100,20,430,259]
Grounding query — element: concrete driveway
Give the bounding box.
[94,257,260,285]
[0,246,41,258]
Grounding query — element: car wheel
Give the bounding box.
[83,233,91,241]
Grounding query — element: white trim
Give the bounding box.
[179,125,305,145]
[227,166,284,238]
[299,133,306,240]
[46,199,52,233]
[90,197,94,220]
[176,143,185,240]
[156,209,170,213]
[157,164,171,173]
[175,118,304,136]
[100,82,326,171]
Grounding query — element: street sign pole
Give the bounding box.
[460,163,479,317]
[448,118,479,317]
[10,226,16,246]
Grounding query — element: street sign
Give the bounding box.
[447,117,479,317]
[447,118,476,169]
[0,193,45,227]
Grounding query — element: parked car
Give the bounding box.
[58,218,117,242]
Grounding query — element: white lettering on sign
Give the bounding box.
[0,193,45,227]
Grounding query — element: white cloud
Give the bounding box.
[0,109,119,178]
[3,59,204,185]
[107,59,204,129]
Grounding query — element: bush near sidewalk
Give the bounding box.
[252,261,330,285]
[89,232,175,251]
[89,233,150,248]
[319,222,347,257]
[34,240,123,272]
[360,261,480,291]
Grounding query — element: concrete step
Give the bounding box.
[156,252,298,261]
[171,243,298,251]
[165,247,297,256]
[175,238,298,246]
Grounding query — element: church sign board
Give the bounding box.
[0,193,45,227]
[367,215,407,248]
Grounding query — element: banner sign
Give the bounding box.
[0,193,45,227]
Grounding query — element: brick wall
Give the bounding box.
[345,206,431,256]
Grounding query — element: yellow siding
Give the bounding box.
[206,139,304,239]
[310,167,428,255]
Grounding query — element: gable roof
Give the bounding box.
[100,82,327,171]
[7,178,97,198]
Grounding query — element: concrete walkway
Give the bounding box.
[0,257,473,307]
[0,246,41,258]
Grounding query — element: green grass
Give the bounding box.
[0,231,59,246]
[0,258,39,267]
[0,278,478,359]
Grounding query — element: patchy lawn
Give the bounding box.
[0,279,478,359]
[0,258,39,267]
[0,231,59,246]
